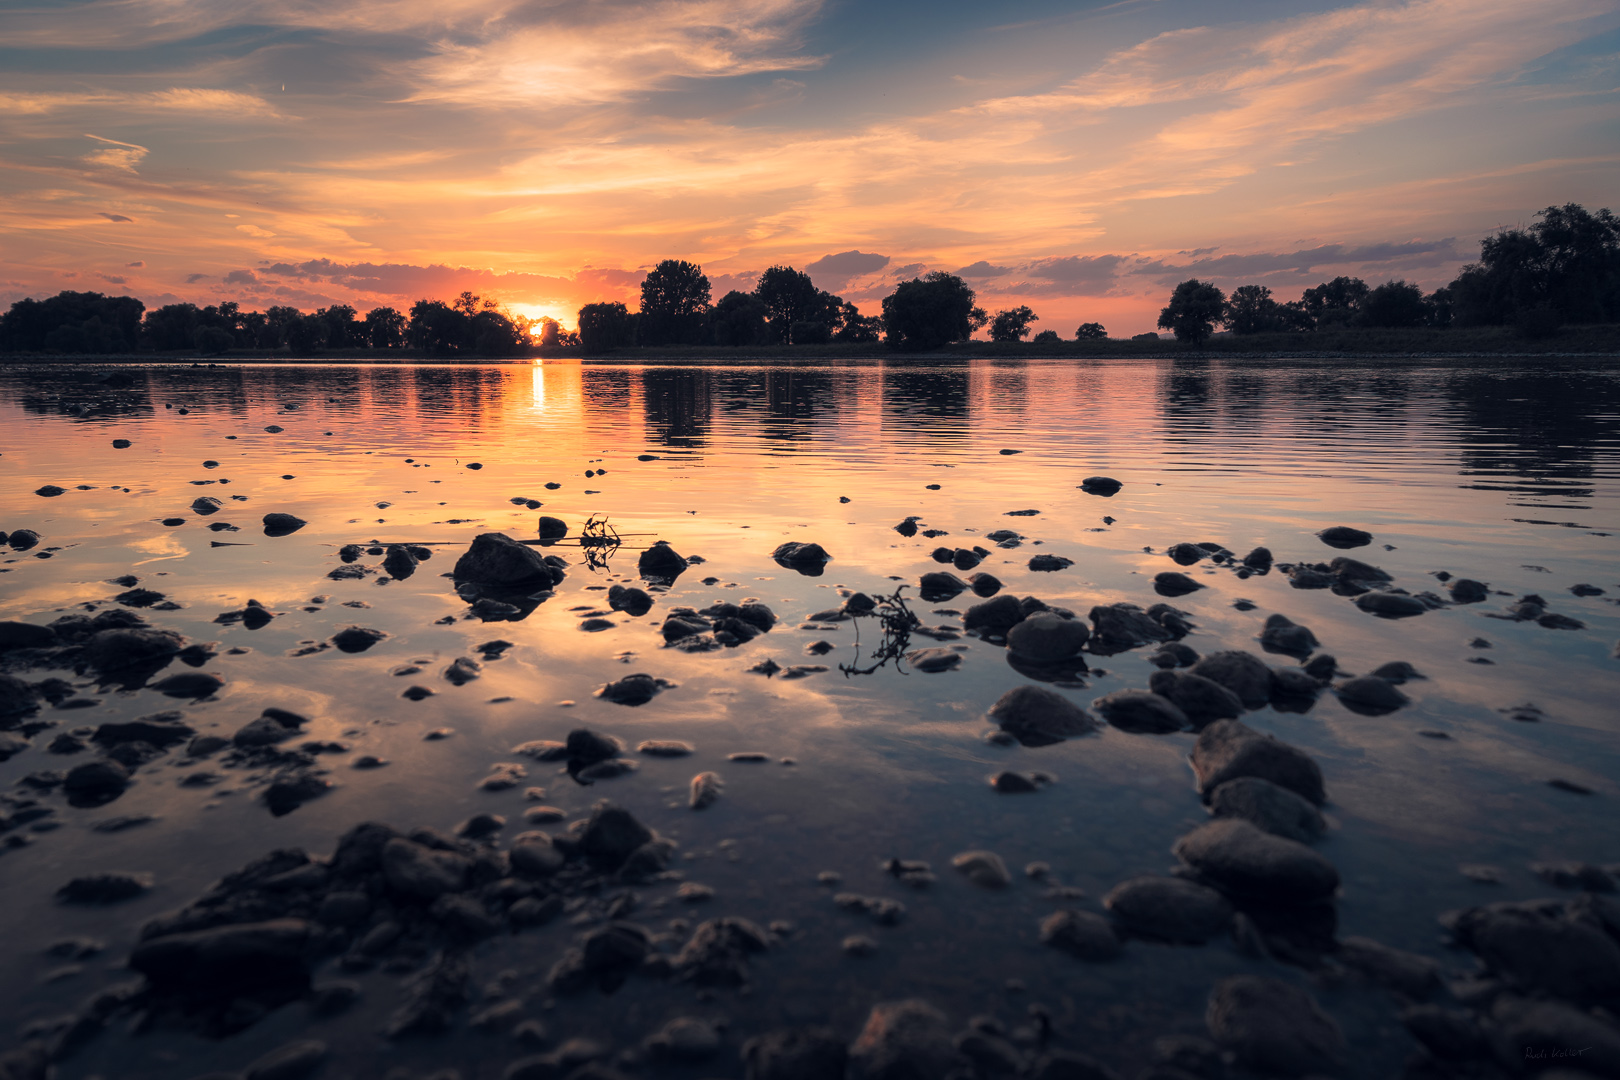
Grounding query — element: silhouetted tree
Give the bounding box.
[881,272,987,351]
[988,305,1039,342]
[1299,276,1369,328]
[1424,287,1454,329]
[363,307,406,349]
[1449,203,1620,326]
[790,319,832,344]
[0,291,144,353]
[471,309,526,356]
[194,326,234,354]
[284,313,330,354]
[1357,280,1429,328]
[578,301,635,355]
[1032,329,1060,344]
[1222,285,1286,334]
[1074,322,1107,340]
[712,290,769,346]
[1158,279,1225,345]
[263,306,303,349]
[537,317,561,347]
[638,260,711,346]
[755,266,821,343]
[319,304,358,348]
[833,301,882,343]
[407,300,467,355]
[142,303,203,351]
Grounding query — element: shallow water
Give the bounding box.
[1,357,1617,1079]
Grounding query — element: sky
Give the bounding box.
[1,0,1617,335]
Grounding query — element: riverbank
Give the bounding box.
[3,322,1619,363]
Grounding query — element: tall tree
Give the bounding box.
[1357,280,1429,328]
[0,291,144,353]
[639,259,711,346]
[407,300,468,354]
[712,290,769,346]
[1222,285,1285,334]
[1298,276,1369,328]
[755,266,824,343]
[988,305,1039,342]
[578,301,635,355]
[363,307,406,349]
[1157,279,1225,345]
[880,272,987,351]
[1074,322,1107,340]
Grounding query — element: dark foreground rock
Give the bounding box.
[1173,819,1340,901]
[772,542,831,575]
[1090,690,1188,734]
[1006,612,1088,663]
[1038,910,1123,961]
[1206,777,1325,842]
[987,685,1097,746]
[1103,876,1233,943]
[847,1000,967,1080]
[1443,897,1620,1001]
[1206,975,1345,1076]
[742,1027,848,1080]
[638,541,688,582]
[1190,720,1325,805]
[262,513,306,537]
[453,533,564,589]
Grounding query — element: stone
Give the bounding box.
[1355,591,1427,618]
[1039,910,1122,961]
[1206,976,1345,1076]
[1317,526,1372,548]
[1006,612,1089,663]
[672,917,770,985]
[129,918,311,994]
[1030,1051,1121,1080]
[690,771,724,809]
[381,838,469,899]
[262,513,307,536]
[381,545,417,580]
[1491,996,1620,1076]
[1445,899,1620,1000]
[1103,876,1233,943]
[848,1000,967,1080]
[919,572,969,600]
[565,728,621,762]
[579,801,654,870]
[608,585,653,615]
[952,850,1011,889]
[1207,777,1325,842]
[906,647,961,673]
[646,1016,721,1062]
[244,1040,327,1080]
[150,672,223,698]
[772,542,831,572]
[538,515,568,539]
[82,627,186,675]
[1398,1005,1487,1062]
[1148,670,1243,724]
[1191,720,1325,805]
[742,1027,848,1080]
[1088,602,1173,649]
[1091,689,1188,734]
[330,625,387,653]
[964,594,1025,634]
[264,770,330,816]
[0,622,56,651]
[1269,666,1321,703]
[8,529,41,550]
[1080,476,1121,495]
[636,739,694,756]
[1166,543,1205,566]
[1258,614,1318,656]
[990,771,1040,793]
[1188,650,1272,709]
[1174,819,1340,901]
[1153,571,1202,596]
[94,714,196,746]
[1336,936,1441,998]
[454,532,563,588]
[987,685,1097,746]
[56,871,154,903]
[595,673,666,706]
[1028,554,1073,572]
[1242,546,1273,570]
[1448,578,1489,603]
[1335,675,1409,714]
[969,573,1002,597]
[62,759,130,803]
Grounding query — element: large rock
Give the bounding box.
[1090,690,1187,734]
[1103,876,1233,943]
[1007,612,1089,663]
[380,838,469,899]
[1445,899,1620,1001]
[919,572,969,601]
[847,1000,967,1080]
[1173,819,1340,901]
[1190,720,1325,805]
[0,622,56,651]
[672,917,770,986]
[94,713,195,746]
[129,918,312,993]
[638,541,688,582]
[578,801,654,871]
[453,533,563,588]
[1188,651,1272,709]
[1355,591,1427,618]
[262,513,307,536]
[742,1027,848,1080]
[1316,526,1371,549]
[1207,777,1325,842]
[0,674,42,718]
[964,594,1024,635]
[1038,910,1123,961]
[987,685,1097,747]
[1335,675,1409,714]
[1491,996,1620,1077]
[1258,614,1318,656]
[1147,670,1242,724]
[1088,602,1173,649]
[1336,937,1441,998]
[82,627,186,675]
[772,542,831,574]
[1206,976,1345,1076]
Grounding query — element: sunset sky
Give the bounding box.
[2,0,1617,334]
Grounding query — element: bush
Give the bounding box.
[1075,322,1107,340]
[1515,304,1562,340]
[1158,279,1226,345]
[1131,332,1160,342]
[1032,329,1060,344]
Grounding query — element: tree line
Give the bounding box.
[3,202,1613,355]
[1158,203,1620,344]
[0,290,531,356]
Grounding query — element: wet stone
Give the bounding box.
[1258,614,1318,656]
[262,513,307,536]
[1153,571,1202,596]
[331,626,386,653]
[906,647,961,673]
[595,673,669,706]
[988,685,1097,746]
[1148,670,1242,724]
[1444,898,1620,1000]
[742,1026,848,1080]
[1187,650,1272,709]
[952,850,1011,889]
[1335,675,1409,714]
[1191,720,1325,805]
[1038,910,1123,961]
[690,771,724,809]
[1028,554,1073,572]
[1174,819,1340,901]
[56,871,154,904]
[848,999,967,1080]
[1207,777,1326,843]
[1355,591,1428,618]
[1316,525,1372,549]
[1006,611,1089,663]
[1104,876,1233,943]
[1091,690,1188,734]
[1206,975,1345,1076]
[1088,602,1173,650]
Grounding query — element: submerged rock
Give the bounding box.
[595,673,669,706]
[1444,898,1620,1000]
[1316,526,1372,549]
[1088,602,1173,650]
[1007,612,1088,663]
[1354,591,1428,618]
[906,648,961,673]
[951,851,1011,889]
[987,685,1097,746]
[1173,819,1340,901]
[1207,777,1325,843]
[1187,651,1272,709]
[262,513,307,537]
[1028,554,1073,572]
[964,594,1024,635]
[1039,910,1123,961]
[1258,614,1318,656]
[1090,689,1188,734]
[1103,876,1233,943]
[1153,571,1202,596]
[1191,720,1325,805]
[1206,976,1345,1076]
[1079,476,1122,495]
[1335,675,1409,714]
[638,541,688,582]
[1448,578,1489,603]
[848,1000,967,1080]
[453,533,563,589]
[1147,670,1242,725]
[772,542,831,575]
[331,626,386,653]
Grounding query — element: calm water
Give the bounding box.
[1,357,1617,1079]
